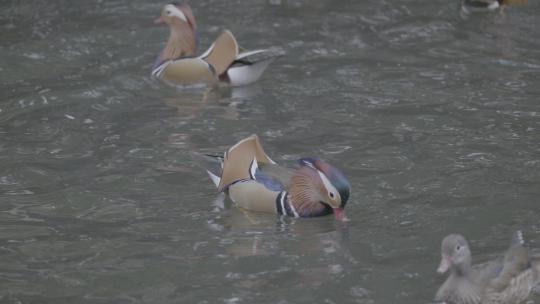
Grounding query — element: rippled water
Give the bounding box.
[1,0,540,303]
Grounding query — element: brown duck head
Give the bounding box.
[438,234,473,276]
[289,158,351,221]
[154,3,198,65]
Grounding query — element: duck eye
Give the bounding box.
[329,192,335,199]
[166,10,172,15]
[456,245,461,251]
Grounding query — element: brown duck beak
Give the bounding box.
[333,208,348,221]
[437,255,451,274]
[154,16,165,25]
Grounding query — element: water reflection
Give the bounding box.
[200,200,368,302]
[160,85,262,120]
[1,0,540,303]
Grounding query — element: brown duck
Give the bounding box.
[152,3,280,86]
[435,231,540,304]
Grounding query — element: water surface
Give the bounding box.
[1,0,540,303]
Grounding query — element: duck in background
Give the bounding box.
[461,0,528,14]
[192,135,351,221]
[435,231,540,304]
[152,2,281,87]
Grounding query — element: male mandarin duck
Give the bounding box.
[461,0,527,13]
[152,2,280,86]
[194,135,351,220]
[435,231,540,304]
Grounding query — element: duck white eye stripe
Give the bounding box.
[167,5,188,22]
[302,160,316,169]
[317,170,339,199]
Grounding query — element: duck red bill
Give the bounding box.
[154,16,165,24]
[333,208,347,221]
[437,256,451,274]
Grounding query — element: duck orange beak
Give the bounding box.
[333,208,348,221]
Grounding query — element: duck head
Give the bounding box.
[437,234,472,275]
[291,158,351,221]
[154,3,198,62]
[155,2,197,29]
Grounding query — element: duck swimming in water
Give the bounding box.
[194,135,351,221]
[152,3,280,86]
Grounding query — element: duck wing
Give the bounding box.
[483,231,533,303]
[200,30,238,76]
[255,163,295,191]
[217,134,274,192]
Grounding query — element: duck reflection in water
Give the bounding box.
[161,85,262,121]
[205,198,364,291]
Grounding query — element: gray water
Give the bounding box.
[1,0,540,303]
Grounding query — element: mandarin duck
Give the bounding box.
[152,3,280,86]
[461,0,527,13]
[435,231,540,304]
[194,135,351,220]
